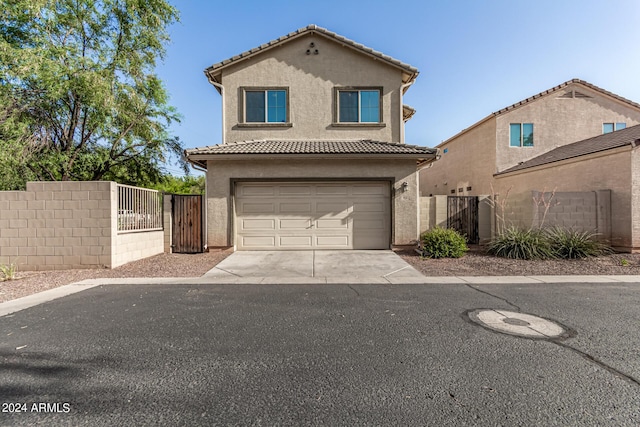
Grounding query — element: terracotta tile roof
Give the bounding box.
[204,24,418,82]
[497,124,640,175]
[186,139,436,156]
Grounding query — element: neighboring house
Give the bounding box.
[419,79,640,197]
[494,124,640,251]
[419,79,640,251]
[186,25,436,250]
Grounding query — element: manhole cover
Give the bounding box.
[468,309,565,338]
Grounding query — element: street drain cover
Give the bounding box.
[468,309,565,338]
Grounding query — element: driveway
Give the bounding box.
[1,282,639,425]
[203,250,428,283]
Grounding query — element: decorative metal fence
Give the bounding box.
[117,184,163,232]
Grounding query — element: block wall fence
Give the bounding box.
[420,190,611,245]
[0,181,165,270]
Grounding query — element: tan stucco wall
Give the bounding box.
[218,33,404,144]
[419,118,497,196]
[496,83,640,172]
[631,148,640,250]
[494,147,634,250]
[205,158,419,248]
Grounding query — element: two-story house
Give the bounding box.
[186,25,435,250]
[419,79,640,251]
[420,79,640,197]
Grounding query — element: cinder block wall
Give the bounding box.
[502,190,611,240]
[0,181,113,270]
[112,231,164,268]
[0,181,165,270]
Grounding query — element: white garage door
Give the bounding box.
[235,182,390,250]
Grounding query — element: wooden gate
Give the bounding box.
[171,194,203,253]
[447,196,479,244]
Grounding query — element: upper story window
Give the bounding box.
[334,88,382,124]
[510,123,534,147]
[603,122,626,134]
[241,88,289,125]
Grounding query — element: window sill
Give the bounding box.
[330,122,386,128]
[237,123,293,128]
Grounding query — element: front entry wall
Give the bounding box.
[205,159,419,249]
[236,182,390,250]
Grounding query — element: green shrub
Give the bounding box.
[487,227,553,260]
[419,227,468,259]
[545,227,612,259]
[0,261,17,280]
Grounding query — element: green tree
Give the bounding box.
[151,174,205,195]
[0,0,184,190]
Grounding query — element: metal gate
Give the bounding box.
[447,196,479,244]
[171,194,203,253]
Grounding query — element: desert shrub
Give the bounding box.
[0,261,17,280]
[487,227,553,260]
[545,227,612,259]
[419,227,468,259]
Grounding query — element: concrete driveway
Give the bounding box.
[203,250,427,284]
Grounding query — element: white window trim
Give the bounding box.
[509,123,534,148]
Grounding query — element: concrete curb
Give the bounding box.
[2,275,640,318]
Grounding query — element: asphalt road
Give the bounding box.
[1,282,639,426]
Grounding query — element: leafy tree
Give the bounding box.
[0,0,185,190]
[151,174,205,195]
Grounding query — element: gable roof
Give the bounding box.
[437,79,640,148]
[497,124,640,175]
[186,139,436,169]
[204,24,419,86]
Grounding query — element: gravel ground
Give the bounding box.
[0,249,232,303]
[397,245,640,277]
[2,246,640,304]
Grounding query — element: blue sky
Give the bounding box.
[157,0,640,175]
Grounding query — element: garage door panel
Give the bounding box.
[236,182,389,250]
[316,202,349,215]
[242,236,276,248]
[241,219,276,230]
[353,218,385,230]
[280,236,313,247]
[316,219,348,229]
[280,202,312,213]
[353,201,385,212]
[280,185,312,195]
[241,202,275,214]
[352,185,388,196]
[240,185,275,197]
[316,235,350,247]
[316,185,348,196]
[280,219,311,229]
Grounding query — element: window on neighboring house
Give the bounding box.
[244,89,287,123]
[603,122,626,134]
[510,123,534,147]
[336,88,381,123]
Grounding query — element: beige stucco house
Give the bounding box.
[419,79,640,251]
[420,79,640,197]
[186,25,435,250]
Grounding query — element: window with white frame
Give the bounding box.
[603,122,626,134]
[335,88,381,123]
[243,88,288,123]
[509,123,534,147]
